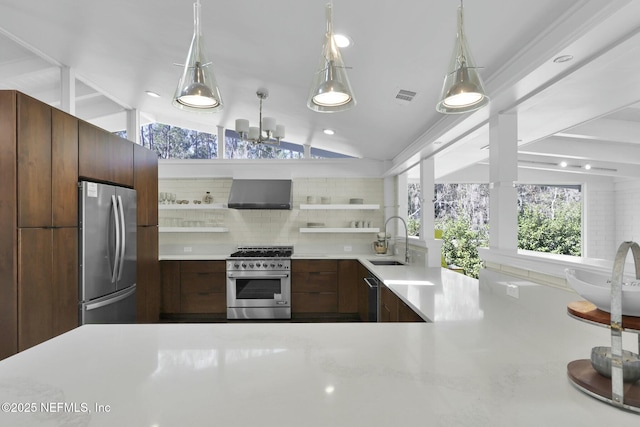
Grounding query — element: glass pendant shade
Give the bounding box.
[173,1,223,112]
[436,3,489,114]
[307,3,356,113]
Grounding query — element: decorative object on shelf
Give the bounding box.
[160,192,177,204]
[566,268,640,316]
[234,89,285,144]
[349,198,363,204]
[590,346,640,383]
[306,196,318,204]
[173,0,224,112]
[566,241,640,413]
[436,0,489,114]
[202,191,213,204]
[307,2,356,113]
[321,196,331,204]
[373,231,387,254]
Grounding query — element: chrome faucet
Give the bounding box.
[384,216,410,264]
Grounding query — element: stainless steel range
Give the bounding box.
[226,246,293,320]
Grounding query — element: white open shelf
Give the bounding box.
[159,203,227,210]
[159,227,229,233]
[299,227,380,233]
[299,204,379,210]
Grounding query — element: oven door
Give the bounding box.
[227,270,291,319]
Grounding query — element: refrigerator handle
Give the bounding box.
[111,194,121,284]
[117,195,126,281]
[85,285,136,311]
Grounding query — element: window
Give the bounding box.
[139,123,217,159]
[406,165,421,237]
[516,184,582,256]
[130,123,353,160]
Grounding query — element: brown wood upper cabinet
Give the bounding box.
[134,143,159,226]
[78,121,133,187]
[17,97,79,228]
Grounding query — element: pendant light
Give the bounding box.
[173,0,223,112]
[436,0,489,114]
[307,3,356,113]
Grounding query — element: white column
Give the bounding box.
[420,157,442,266]
[217,125,225,159]
[126,109,141,145]
[489,113,518,251]
[60,66,75,115]
[419,157,435,238]
[303,144,312,158]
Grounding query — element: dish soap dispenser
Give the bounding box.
[202,191,213,204]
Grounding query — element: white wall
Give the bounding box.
[159,176,384,255]
[615,179,640,244]
[583,180,616,260]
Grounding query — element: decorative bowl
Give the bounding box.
[565,268,640,316]
[590,346,640,383]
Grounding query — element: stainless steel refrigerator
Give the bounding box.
[79,181,137,325]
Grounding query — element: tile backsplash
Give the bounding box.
[159,177,385,253]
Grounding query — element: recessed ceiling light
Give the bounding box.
[560,161,568,167]
[584,164,592,170]
[145,90,161,98]
[333,34,352,48]
[553,55,574,64]
[323,129,335,135]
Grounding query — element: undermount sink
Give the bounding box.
[368,260,406,266]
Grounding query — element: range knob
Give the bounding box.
[241,263,247,268]
[255,262,262,268]
[233,263,240,269]
[270,263,276,268]
[277,262,283,268]
[249,263,254,268]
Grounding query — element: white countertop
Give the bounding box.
[1,273,639,426]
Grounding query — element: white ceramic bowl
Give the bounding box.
[565,268,640,316]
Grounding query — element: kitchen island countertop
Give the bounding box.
[1,269,638,426]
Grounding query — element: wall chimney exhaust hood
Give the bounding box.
[228,179,292,210]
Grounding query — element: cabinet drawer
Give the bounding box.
[292,259,337,273]
[292,271,337,292]
[180,292,226,314]
[292,292,337,313]
[181,260,225,273]
[181,272,225,293]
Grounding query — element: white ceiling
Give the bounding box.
[0,0,639,181]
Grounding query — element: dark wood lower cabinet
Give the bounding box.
[357,263,372,321]
[292,260,338,314]
[158,259,424,323]
[180,262,226,314]
[380,284,425,323]
[18,227,78,351]
[160,260,226,316]
[338,260,358,314]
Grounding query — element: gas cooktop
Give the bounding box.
[229,246,293,259]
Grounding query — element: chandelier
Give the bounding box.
[234,89,285,144]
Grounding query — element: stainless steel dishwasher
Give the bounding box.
[363,276,380,322]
